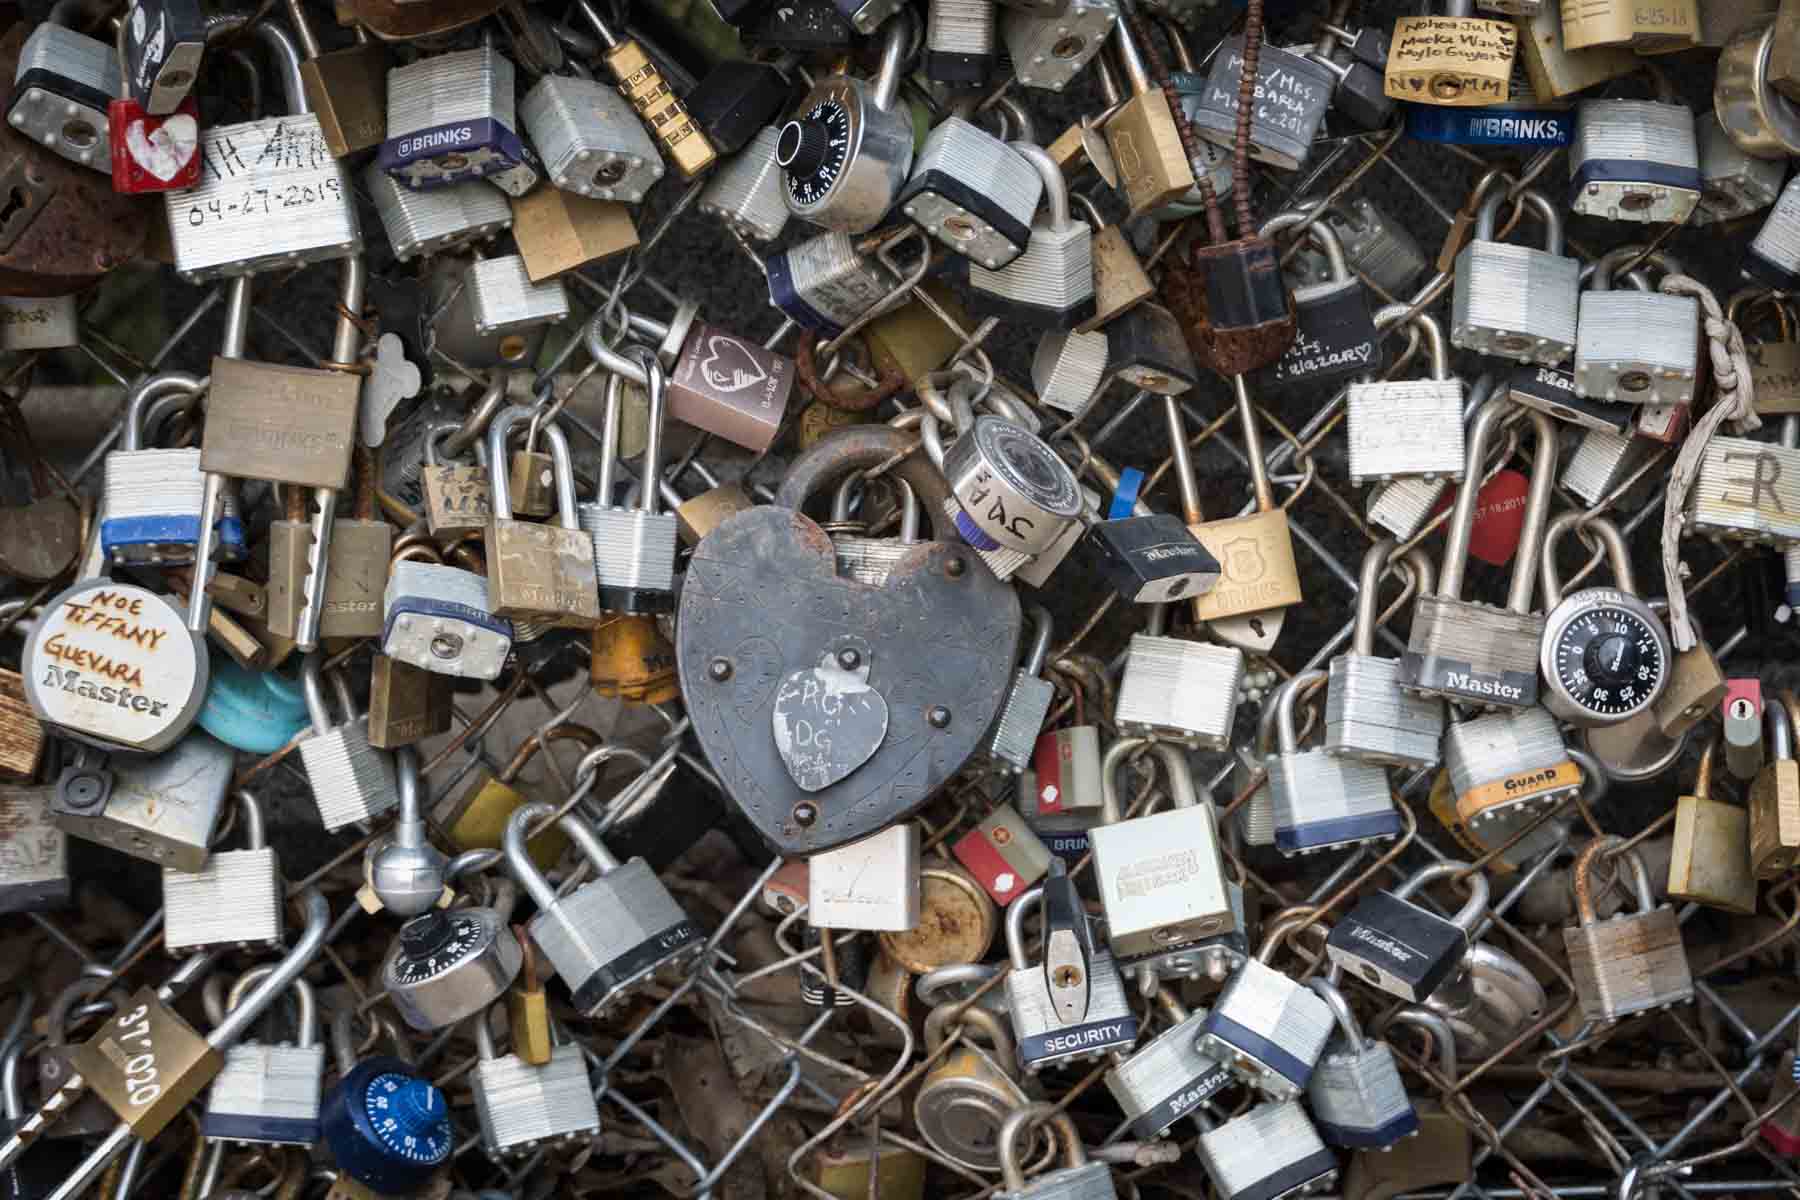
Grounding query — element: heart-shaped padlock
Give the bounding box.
[677,426,1022,855]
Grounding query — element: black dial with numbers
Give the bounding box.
[778,98,852,208]
[1543,597,1669,724]
[390,911,487,983]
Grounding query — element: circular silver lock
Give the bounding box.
[1538,512,1671,727]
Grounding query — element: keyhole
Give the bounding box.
[1052,964,1083,989]
[0,186,32,228]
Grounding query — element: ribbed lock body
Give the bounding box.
[699,127,788,241]
[1005,948,1139,1071]
[1033,329,1109,413]
[1444,707,1580,831]
[1696,112,1784,224]
[1326,654,1445,769]
[382,561,513,681]
[1200,959,1334,1096]
[1564,429,1642,505]
[202,1043,326,1145]
[767,232,889,335]
[833,530,915,587]
[926,0,997,81]
[466,255,569,334]
[1367,476,1451,540]
[365,166,511,261]
[898,117,1038,268]
[1688,437,1800,542]
[101,448,206,565]
[1346,381,1466,484]
[1307,1043,1417,1147]
[996,1162,1119,1200]
[1192,40,1333,169]
[1326,201,1428,298]
[968,221,1095,328]
[9,23,117,170]
[0,786,67,913]
[1003,0,1119,91]
[1571,100,1702,224]
[1115,634,1244,749]
[529,861,704,1016]
[580,505,679,612]
[1197,1101,1337,1200]
[1267,748,1401,855]
[1090,806,1234,959]
[520,75,662,203]
[1235,751,1275,846]
[989,673,1054,771]
[299,723,399,831]
[1574,291,1699,404]
[1401,595,1544,708]
[166,116,361,281]
[1452,241,1579,364]
[162,848,282,952]
[1749,176,1800,288]
[1106,1010,1231,1138]
[472,1043,600,1156]
[1565,906,1694,1020]
[381,48,534,193]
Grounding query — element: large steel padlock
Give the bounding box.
[1564,836,1694,1021]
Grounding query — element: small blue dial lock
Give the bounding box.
[321,1056,452,1194]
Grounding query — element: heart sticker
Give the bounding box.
[771,662,889,792]
[698,334,770,394]
[125,114,198,182]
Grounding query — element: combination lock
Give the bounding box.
[321,1057,453,1194]
[382,906,524,1032]
[1538,512,1671,727]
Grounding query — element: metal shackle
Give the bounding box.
[504,801,621,915]
[1439,397,1557,614]
[1352,539,1413,657]
[1769,696,1795,763]
[1274,669,1326,756]
[1020,605,1053,677]
[916,963,1002,1008]
[1010,141,1075,234]
[1383,1006,1458,1081]
[998,1103,1087,1191]
[232,790,267,851]
[301,650,346,735]
[1099,737,1202,823]
[923,1002,1018,1070]
[224,966,317,1048]
[1540,512,1637,609]
[425,422,488,469]
[486,404,581,528]
[1571,836,1657,927]
[1260,211,1353,286]
[1306,976,1366,1054]
[1473,188,1564,256]
[1006,882,1044,970]
[121,372,206,451]
[1392,861,1491,937]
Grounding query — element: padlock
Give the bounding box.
[1452,188,1579,365]
[1669,735,1759,913]
[510,185,639,283]
[469,1006,599,1157]
[318,448,391,641]
[1256,214,1380,395]
[33,977,130,1139]
[685,59,792,158]
[964,143,1094,329]
[383,899,523,1032]
[1197,1100,1339,1200]
[1760,1050,1800,1156]
[1102,305,1201,398]
[1564,836,1694,1021]
[100,371,209,567]
[1444,703,1583,840]
[1267,670,1404,855]
[897,116,1040,269]
[766,231,890,337]
[1089,737,1234,963]
[1033,724,1105,821]
[1308,35,1397,131]
[1004,0,1118,91]
[1508,359,1631,431]
[952,803,1052,906]
[914,1003,1030,1173]
[1319,196,1429,300]
[1749,173,1800,295]
[925,0,997,82]
[1004,862,1139,1072]
[163,789,282,952]
[1033,330,1109,414]
[1750,694,1800,877]
[360,746,448,918]
[508,936,553,1066]
[751,1,854,49]
[1733,292,1800,416]
[1347,311,1465,485]
[879,858,996,976]
[1564,0,1699,45]
[0,294,77,350]
[379,46,537,195]
[120,0,203,115]
[1725,679,1766,781]
[291,7,385,159]
[1114,633,1243,749]
[504,800,705,1017]
[1573,254,1699,407]
[381,558,513,682]
[1329,857,1493,1001]
[320,1013,453,1196]
[1399,398,1557,708]
[1537,511,1673,728]
[928,374,1083,556]
[519,73,663,204]
[987,606,1056,771]
[1306,977,1418,1149]
[431,253,569,369]
[1686,429,1800,543]
[777,12,913,233]
[1712,22,1800,177]
[576,3,715,180]
[1199,943,1335,1098]
[202,972,326,1146]
[105,16,199,194]
[994,1104,1119,1200]
[578,363,678,615]
[0,782,65,913]
[663,459,754,547]
[8,18,119,172]
[1103,18,1195,217]
[1105,986,1230,1138]
[441,727,581,872]
[699,125,788,242]
[815,1137,927,1199]
[296,650,399,832]
[419,422,492,539]
[67,982,221,1141]
[1386,0,1518,107]
[1571,77,1702,224]
[808,822,921,931]
[51,730,230,871]
[589,613,680,704]
[1327,540,1446,769]
[485,406,602,629]
[654,311,796,454]
[1193,34,1335,168]
[368,165,508,262]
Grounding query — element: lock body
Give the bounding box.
[1401,595,1545,709]
[1670,794,1758,912]
[1192,39,1333,169]
[472,1041,600,1156]
[1199,960,1334,1098]
[202,1042,327,1146]
[668,322,794,453]
[67,985,223,1140]
[767,231,888,336]
[530,859,706,1017]
[9,23,118,172]
[1750,758,1800,877]
[101,447,207,566]
[700,125,788,241]
[898,117,1039,269]
[1326,654,1445,769]
[163,847,283,952]
[1197,1100,1338,1200]
[1005,949,1139,1073]
[434,254,569,368]
[1570,100,1702,223]
[1003,1,1117,91]
[52,731,232,871]
[1090,806,1234,960]
[1346,381,1466,484]
[1105,1009,1232,1139]
[952,804,1051,906]
[1308,1041,1417,1148]
[298,718,400,832]
[808,823,921,931]
[0,784,67,912]
[1453,240,1579,364]
[1268,748,1402,855]
[365,165,510,261]
[384,907,524,1031]
[382,561,513,681]
[1574,291,1699,405]
[1686,437,1800,542]
[379,47,536,194]
[780,74,913,234]
[1565,903,1693,1020]
[519,75,662,204]
[1444,707,1582,834]
[1327,891,1470,1001]
[1114,634,1243,749]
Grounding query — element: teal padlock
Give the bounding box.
[198,651,309,753]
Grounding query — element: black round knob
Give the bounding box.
[1583,630,1639,689]
[776,119,830,179]
[398,911,457,958]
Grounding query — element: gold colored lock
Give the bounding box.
[368,653,452,749]
[1072,194,1154,334]
[1749,691,1800,878]
[442,727,595,869]
[814,1139,927,1200]
[1669,737,1758,914]
[510,187,639,284]
[321,445,393,641]
[1103,18,1195,219]
[878,861,995,974]
[1386,13,1518,106]
[67,986,223,1141]
[507,931,554,1067]
[1518,0,1637,99]
[590,613,680,704]
[862,283,971,388]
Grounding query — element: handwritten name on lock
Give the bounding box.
[772,659,890,792]
[32,587,196,736]
[1386,18,1518,103]
[1751,343,1800,414]
[1204,54,1328,143]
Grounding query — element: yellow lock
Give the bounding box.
[590,613,680,704]
[1669,736,1758,914]
[442,727,599,868]
[507,931,554,1066]
[862,282,970,387]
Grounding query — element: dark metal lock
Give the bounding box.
[1194,35,1335,169]
[1326,861,1490,1002]
[320,1015,452,1195]
[1538,511,1672,727]
[685,60,793,157]
[1255,214,1379,393]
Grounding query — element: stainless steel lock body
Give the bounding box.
[932,375,1083,556]
[382,559,513,681]
[1686,433,1800,542]
[988,606,1056,771]
[1114,633,1244,749]
[1367,475,1452,541]
[766,230,891,335]
[577,358,679,614]
[296,651,399,832]
[1104,992,1230,1139]
[1537,511,1672,726]
[1444,704,1582,835]
[1002,0,1119,91]
[1574,257,1700,405]
[807,821,920,930]
[163,791,282,952]
[1452,189,1579,365]
[1267,670,1403,855]
[380,46,536,194]
[1032,329,1109,414]
[1570,97,1702,224]
[383,906,523,1032]
[1197,1100,1338,1200]
[101,372,208,567]
[699,125,788,241]
[202,975,325,1146]
[9,22,118,171]
[519,74,662,203]
[52,730,232,872]
[897,117,1041,268]
[1347,310,1466,485]
[1327,539,1446,769]
[0,293,79,351]
[364,164,511,261]
[471,1022,600,1157]
[966,141,1095,328]
[1748,173,1800,290]
[1399,399,1558,709]
[1564,426,1656,506]
[1199,957,1335,1098]
[434,254,570,369]
[1304,979,1417,1148]
[1003,877,1139,1073]
[1695,111,1785,223]
[1564,837,1694,1021]
[925,0,997,83]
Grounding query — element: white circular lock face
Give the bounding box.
[24,582,207,753]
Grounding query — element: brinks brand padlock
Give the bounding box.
[1305,977,1418,1148]
[1267,670,1403,855]
[469,1007,599,1157]
[966,141,1095,328]
[1452,189,1579,364]
[202,973,325,1146]
[379,46,537,194]
[505,801,704,1017]
[897,117,1040,269]
[1199,948,1335,1098]
[1003,0,1119,91]
[1114,633,1243,749]
[1256,215,1379,394]
[1347,311,1465,485]
[1669,736,1759,913]
[1537,511,1672,726]
[1193,36,1334,169]
[994,1105,1119,1200]
[579,363,678,614]
[9,20,118,172]
[1004,866,1139,1072]
[519,73,662,203]
[700,125,788,241]
[1571,76,1703,224]
[163,790,281,952]
[1564,836,1694,1020]
[1750,695,1800,876]
[1327,861,1490,1001]
[1443,703,1583,839]
[101,372,208,566]
[384,903,523,1033]
[320,1015,452,1195]
[1327,540,1446,769]
[1574,254,1700,405]
[1197,1100,1338,1200]
[296,651,399,832]
[1105,987,1230,1139]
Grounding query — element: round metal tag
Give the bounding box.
[23,581,207,753]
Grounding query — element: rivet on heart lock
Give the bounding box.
[772,639,890,792]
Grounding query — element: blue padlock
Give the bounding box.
[198,651,309,754]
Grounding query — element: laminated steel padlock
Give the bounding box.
[897,116,1041,269]
[1193,35,1334,168]
[1443,703,1583,838]
[1452,188,1579,365]
[1669,736,1758,913]
[1685,429,1800,543]
[378,46,537,195]
[1328,861,1491,1002]
[1327,540,1447,769]
[1564,426,1657,506]
[699,125,788,242]
[1570,75,1703,224]
[987,605,1056,771]
[766,231,890,336]
[1747,173,1800,290]
[50,730,230,871]
[575,3,715,180]
[1398,398,1558,708]
[1750,694,1800,877]
[504,800,704,1017]
[966,141,1095,329]
[469,1008,599,1157]
[202,973,325,1146]
[994,1104,1119,1200]
[1088,737,1234,962]
[486,405,603,628]
[1537,511,1672,726]
[1197,1100,1338,1200]
[518,73,663,204]
[1103,18,1195,216]
[1715,16,1800,160]
[1199,943,1335,1097]
[925,0,998,82]
[1564,836,1694,1020]
[8,19,118,172]
[953,802,1052,906]
[1104,987,1231,1139]
[1255,214,1379,395]
[0,784,67,913]
[163,790,282,953]
[1114,633,1243,749]
[1385,0,1518,107]
[1003,864,1139,1072]
[100,371,208,567]
[1319,196,1429,298]
[1267,670,1403,855]
[383,902,523,1033]
[777,12,914,233]
[1698,114,1788,226]
[578,364,678,614]
[365,165,511,261]
[1003,0,1119,91]
[914,1002,1029,1173]
[1305,977,1418,1148]
[382,559,513,681]
[296,650,399,832]
[1033,329,1109,414]
[432,253,569,368]
[1574,253,1700,405]
[829,472,922,587]
[320,1013,452,1195]
[1347,310,1466,485]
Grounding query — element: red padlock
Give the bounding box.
[1031,727,1103,817]
[108,95,201,194]
[952,805,1052,906]
[1430,468,1529,568]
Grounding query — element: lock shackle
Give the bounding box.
[1373,304,1449,381]
[233,789,267,851]
[487,404,581,528]
[1164,395,1204,528]
[424,422,488,469]
[211,886,329,1056]
[916,963,1001,1008]
[1352,539,1408,656]
[1690,735,1718,802]
[1110,14,1154,96]
[474,1006,500,1061]
[1726,288,1797,344]
[1154,985,1191,1025]
[1070,192,1106,232]
[1274,669,1326,756]
[1006,883,1039,969]
[1021,605,1053,677]
[504,801,621,915]
[1767,698,1793,762]
[633,346,669,517]
[248,19,309,116]
[866,8,914,113]
[922,1001,1017,1069]
[1260,211,1351,283]
[46,973,119,1048]
[774,424,959,540]
[0,983,31,1120]
[1392,862,1491,936]
[300,650,346,734]
[1540,512,1636,608]
[1474,189,1564,256]
[1008,141,1074,235]
[1591,245,1684,293]
[1439,397,1556,610]
[998,1103,1086,1190]
[1572,836,1655,926]
[1306,976,1365,1054]
[1099,737,1202,821]
[224,966,317,1049]
[1381,1006,1458,1082]
[988,96,1037,146]
[121,373,207,452]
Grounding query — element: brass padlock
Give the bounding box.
[368,653,452,749]
[862,282,971,388]
[1669,736,1759,914]
[1104,18,1196,219]
[510,187,639,284]
[1072,194,1155,334]
[1750,691,1800,878]
[293,2,387,156]
[1386,9,1518,106]
[1653,630,1728,738]
[506,930,553,1067]
[814,1137,927,1200]
[1518,0,1638,99]
[486,407,602,629]
[65,985,223,1140]
[590,614,679,704]
[506,425,557,520]
[441,727,590,869]
[420,422,492,540]
[320,446,392,641]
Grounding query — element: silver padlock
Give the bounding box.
[1452,188,1579,365]
[504,799,705,1018]
[364,165,512,262]
[1347,309,1466,485]
[519,73,663,203]
[380,45,538,195]
[1326,539,1446,770]
[930,373,1084,556]
[698,125,789,242]
[898,116,1041,268]
[202,971,325,1146]
[1002,0,1119,91]
[925,0,998,83]
[296,650,399,832]
[163,790,282,953]
[1267,670,1403,856]
[50,731,231,872]
[831,473,921,587]
[1564,426,1656,506]
[8,19,118,172]
[1198,938,1335,1098]
[988,606,1056,772]
[384,899,523,1033]
[807,822,921,931]
[1320,197,1429,299]
[1004,864,1139,1073]
[1104,987,1231,1139]
[1571,75,1702,224]
[0,784,67,913]
[1304,977,1418,1150]
[966,141,1095,329]
[431,253,570,369]
[470,1008,600,1158]
[994,1105,1120,1200]
[1196,1100,1338,1200]
[1686,430,1800,543]
[1033,329,1110,415]
[0,294,79,351]
[578,357,679,614]
[1748,173,1800,290]
[164,26,360,280]
[382,559,514,681]
[101,372,208,568]
[765,231,891,336]
[1444,703,1583,838]
[1367,475,1452,541]
[1694,111,1785,225]
[1114,634,1244,749]
[1537,511,1672,728]
[1564,836,1694,1021]
[1574,248,1699,405]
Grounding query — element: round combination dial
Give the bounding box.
[1542,592,1670,725]
[381,906,522,1031]
[361,1072,452,1168]
[388,911,486,984]
[778,97,853,210]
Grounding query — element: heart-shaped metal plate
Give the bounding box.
[772,657,889,792]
